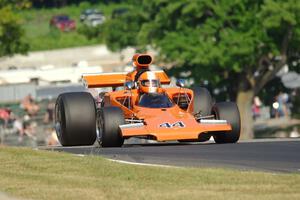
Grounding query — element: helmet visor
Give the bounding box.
[141,79,159,87]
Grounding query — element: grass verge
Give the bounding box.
[0,146,300,200]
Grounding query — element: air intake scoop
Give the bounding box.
[132,54,153,68]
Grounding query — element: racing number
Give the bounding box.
[159,121,185,128]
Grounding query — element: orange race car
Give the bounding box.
[55,54,241,147]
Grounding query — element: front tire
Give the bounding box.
[212,102,241,143]
[55,92,96,146]
[97,107,125,147]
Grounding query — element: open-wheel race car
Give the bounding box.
[55,54,241,147]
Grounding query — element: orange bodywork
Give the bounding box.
[121,106,231,141]
[81,54,232,141]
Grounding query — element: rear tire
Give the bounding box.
[186,87,213,143]
[97,107,125,147]
[55,92,96,146]
[192,87,213,116]
[212,102,241,143]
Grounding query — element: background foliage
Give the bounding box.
[0,0,30,56]
[98,0,300,94]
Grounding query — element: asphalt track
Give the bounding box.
[46,138,300,173]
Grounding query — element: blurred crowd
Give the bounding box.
[252,90,300,138]
[252,91,292,120]
[271,92,290,118]
[0,94,58,146]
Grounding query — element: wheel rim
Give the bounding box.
[55,101,63,142]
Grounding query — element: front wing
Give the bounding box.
[119,120,232,141]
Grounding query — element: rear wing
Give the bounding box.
[82,70,171,88]
[82,72,127,88]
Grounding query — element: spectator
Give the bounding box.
[252,96,262,120]
[44,102,55,124]
[277,92,289,118]
[10,114,24,140]
[20,94,40,116]
[0,108,11,127]
[46,128,59,146]
[21,115,36,142]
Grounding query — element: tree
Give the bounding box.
[99,7,146,52]
[100,0,300,139]
[0,0,30,57]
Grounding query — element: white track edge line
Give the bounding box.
[107,158,181,168]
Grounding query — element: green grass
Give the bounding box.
[17,3,130,51]
[0,146,300,200]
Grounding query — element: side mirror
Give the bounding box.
[176,79,185,88]
[124,81,134,90]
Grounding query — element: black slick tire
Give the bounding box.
[182,87,212,143]
[192,87,213,116]
[97,106,125,147]
[55,92,96,146]
[212,102,241,143]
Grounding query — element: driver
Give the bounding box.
[138,71,161,94]
[137,71,173,108]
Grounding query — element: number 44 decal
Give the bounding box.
[159,121,185,128]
